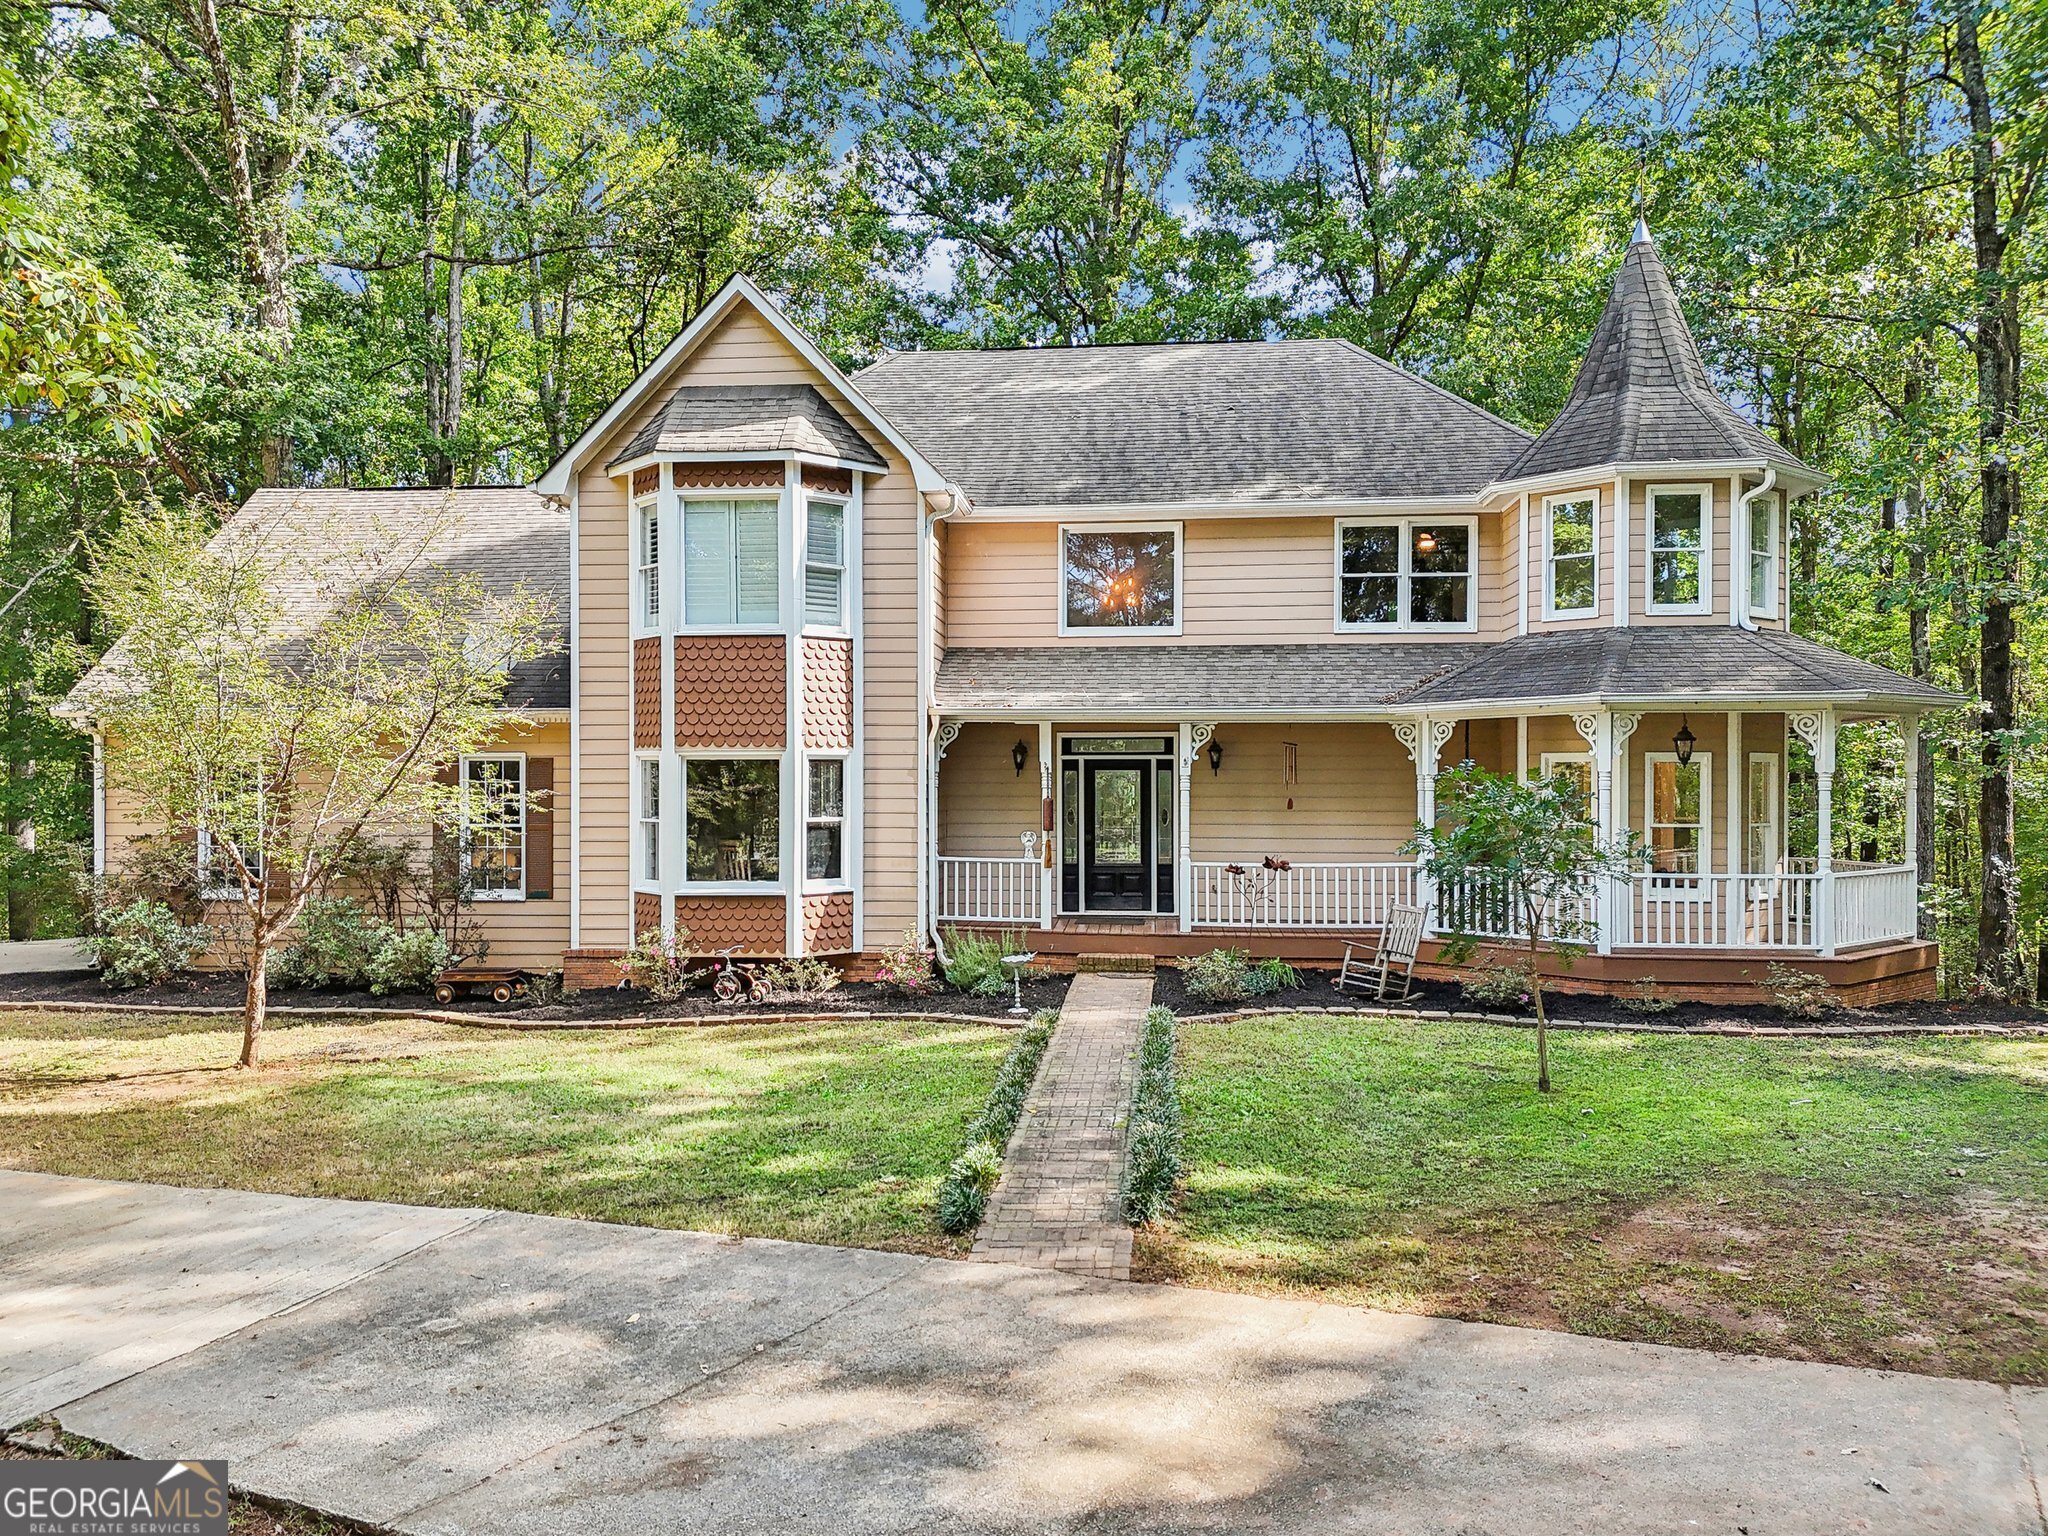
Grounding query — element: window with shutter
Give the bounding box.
[683,498,780,628]
[804,502,845,628]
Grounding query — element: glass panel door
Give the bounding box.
[1083,762,1152,912]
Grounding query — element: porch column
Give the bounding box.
[1038,720,1054,930]
[1177,723,1214,934]
[1791,709,1837,955]
[1573,712,1614,953]
[1726,710,1743,946]
[1395,717,1453,926]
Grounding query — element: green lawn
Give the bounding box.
[0,1010,1009,1253]
[1140,1013,2048,1382]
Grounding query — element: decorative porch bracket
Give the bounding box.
[1177,723,1217,934]
[1788,708,1838,955]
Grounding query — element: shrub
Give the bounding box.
[616,926,701,1002]
[1179,947,1255,1003]
[1617,976,1677,1015]
[274,896,391,989]
[87,835,204,926]
[1121,1005,1182,1224]
[942,926,1025,997]
[524,971,564,1007]
[84,899,213,989]
[1763,963,1838,1020]
[1460,958,1537,1011]
[935,1008,1058,1233]
[758,956,841,1000]
[875,930,939,996]
[1245,955,1298,996]
[366,926,453,996]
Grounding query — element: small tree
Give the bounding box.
[70,497,554,1067]
[1407,764,1637,1093]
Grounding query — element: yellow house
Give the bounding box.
[79,225,1956,1002]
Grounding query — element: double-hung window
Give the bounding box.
[683,497,780,628]
[634,754,661,889]
[1545,493,1598,617]
[806,758,845,883]
[1747,491,1780,618]
[1646,752,1710,883]
[804,502,846,628]
[635,499,661,629]
[460,755,525,899]
[1539,752,1595,825]
[1337,518,1473,629]
[196,773,264,898]
[1061,525,1179,633]
[684,756,780,885]
[1647,485,1710,613]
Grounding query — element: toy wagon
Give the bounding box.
[432,966,530,1006]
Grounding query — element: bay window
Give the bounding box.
[634,754,661,889]
[1061,525,1178,633]
[635,499,660,629]
[1748,491,1780,617]
[1545,493,1598,617]
[684,497,779,628]
[1337,518,1473,629]
[804,501,846,628]
[1648,485,1710,612]
[460,755,525,898]
[806,757,845,882]
[684,756,780,885]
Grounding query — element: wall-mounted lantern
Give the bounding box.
[1672,715,1697,767]
[1012,739,1029,776]
[1208,738,1224,776]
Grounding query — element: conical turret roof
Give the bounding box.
[1505,225,1812,483]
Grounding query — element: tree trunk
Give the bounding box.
[240,939,268,1069]
[1954,0,2026,992]
[1528,930,1550,1093]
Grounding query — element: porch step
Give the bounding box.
[1073,952,1158,975]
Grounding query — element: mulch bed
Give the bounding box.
[0,968,1072,1026]
[1148,967,2048,1035]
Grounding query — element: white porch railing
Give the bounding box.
[1832,864,1918,949]
[1190,861,1417,929]
[934,856,1041,926]
[1436,871,1599,944]
[1617,872,1820,949]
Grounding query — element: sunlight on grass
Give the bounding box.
[0,1010,1009,1254]
[1142,1012,2048,1382]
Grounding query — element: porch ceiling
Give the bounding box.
[935,629,1958,718]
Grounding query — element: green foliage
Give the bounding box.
[875,930,939,996]
[1761,964,1838,1022]
[618,927,702,1003]
[940,926,1026,996]
[366,927,453,997]
[1121,1005,1182,1224]
[1459,960,1537,1012]
[935,1008,1058,1233]
[83,899,211,988]
[274,897,390,990]
[758,956,842,999]
[1179,946,1296,1003]
[1617,977,1677,1015]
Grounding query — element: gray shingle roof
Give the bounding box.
[608,384,886,470]
[936,629,1954,716]
[69,487,569,714]
[856,339,1532,508]
[1505,228,1814,483]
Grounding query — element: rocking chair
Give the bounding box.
[1337,903,1427,1001]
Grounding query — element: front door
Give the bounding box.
[1083,760,1152,911]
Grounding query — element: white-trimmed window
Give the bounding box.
[1645,752,1711,881]
[634,753,662,890]
[683,755,780,886]
[1746,752,1780,873]
[806,757,846,883]
[1337,518,1475,630]
[683,496,780,628]
[1647,484,1711,613]
[1539,751,1594,824]
[1060,524,1179,633]
[804,501,846,629]
[460,755,525,899]
[1747,491,1780,618]
[1544,493,1598,618]
[197,780,263,899]
[635,499,661,630]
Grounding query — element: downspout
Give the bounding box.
[917,485,965,969]
[1733,465,1777,632]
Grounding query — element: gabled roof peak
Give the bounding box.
[1502,227,1813,484]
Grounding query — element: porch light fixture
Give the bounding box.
[1672,715,1697,767]
[1208,738,1224,776]
[1011,739,1029,776]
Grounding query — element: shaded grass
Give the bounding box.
[0,1010,1010,1253]
[1136,1013,2048,1381]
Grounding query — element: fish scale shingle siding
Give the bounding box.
[802,637,854,749]
[674,636,784,747]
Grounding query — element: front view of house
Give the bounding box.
[85,225,1956,1002]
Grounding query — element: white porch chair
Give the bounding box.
[1337,903,1427,1001]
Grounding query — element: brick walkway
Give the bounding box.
[970,971,1153,1279]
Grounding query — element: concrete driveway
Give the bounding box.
[0,938,88,975]
[2,1170,2043,1535]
